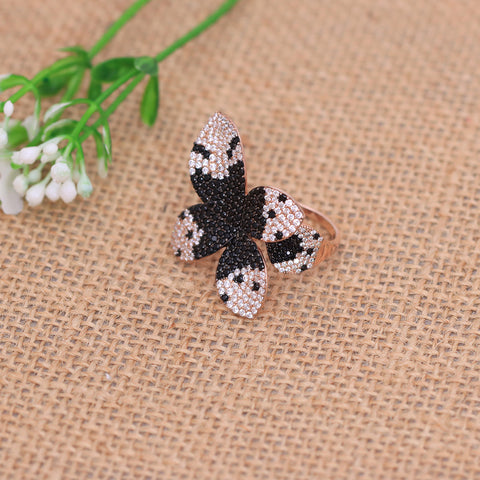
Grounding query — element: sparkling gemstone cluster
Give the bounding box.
[260,187,304,242]
[189,112,242,179]
[171,209,204,261]
[268,225,323,274]
[216,266,267,318]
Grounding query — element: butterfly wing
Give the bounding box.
[216,236,267,318]
[266,224,323,273]
[172,203,235,261]
[245,187,304,242]
[189,112,246,205]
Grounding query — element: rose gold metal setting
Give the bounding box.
[300,204,340,265]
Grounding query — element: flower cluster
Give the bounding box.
[0,100,95,214]
[0,0,240,215]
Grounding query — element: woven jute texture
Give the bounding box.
[1,0,479,478]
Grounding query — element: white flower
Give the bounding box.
[0,158,23,214]
[59,179,77,203]
[27,167,42,183]
[45,180,61,202]
[18,146,41,165]
[25,182,46,207]
[3,100,14,117]
[11,151,20,164]
[0,128,8,149]
[13,174,28,195]
[51,160,71,183]
[43,142,58,156]
[77,173,93,198]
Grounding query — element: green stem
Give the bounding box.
[6,0,151,105]
[88,0,152,59]
[80,74,145,141]
[87,0,240,131]
[155,0,240,63]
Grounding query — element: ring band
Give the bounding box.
[300,204,340,265]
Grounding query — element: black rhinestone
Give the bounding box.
[220,294,229,302]
[306,248,314,255]
[268,209,276,219]
[234,274,244,283]
[186,230,193,239]
[278,193,288,203]
[252,281,260,291]
[313,233,320,240]
[179,211,186,220]
[300,264,308,271]
[175,249,181,257]
[275,231,284,240]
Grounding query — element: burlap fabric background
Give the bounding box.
[1,0,479,478]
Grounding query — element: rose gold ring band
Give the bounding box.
[300,203,340,265]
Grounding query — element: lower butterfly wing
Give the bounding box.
[172,203,235,261]
[245,186,305,242]
[216,237,267,318]
[266,224,323,273]
[189,112,246,207]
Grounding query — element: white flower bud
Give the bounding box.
[97,157,108,178]
[28,168,42,184]
[25,182,45,207]
[0,128,7,149]
[45,180,61,202]
[11,151,20,164]
[77,173,93,198]
[18,146,41,165]
[72,169,80,183]
[3,100,14,117]
[51,161,71,183]
[12,174,28,196]
[59,179,77,203]
[43,142,58,156]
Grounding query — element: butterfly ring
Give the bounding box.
[172,112,340,318]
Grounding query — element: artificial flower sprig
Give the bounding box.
[0,0,240,214]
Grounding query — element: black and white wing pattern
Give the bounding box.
[171,203,235,261]
[266,225,323,273]
[189,112,246,205]
[216,236,267,318]
[245,187,304,242]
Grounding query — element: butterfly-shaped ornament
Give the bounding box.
[172,113,325,318]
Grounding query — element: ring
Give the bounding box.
[172,112,340,318]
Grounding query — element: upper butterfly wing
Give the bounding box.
[189,112,246,206]
[245,187,304,242]
[266,224,323,273]
[216,236,267,318]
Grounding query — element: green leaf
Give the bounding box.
[88,79,102,100]
[60,45,91,67]
[91,57,135,83]
[134,56,158,76]
[140,76,159,127]
[0,74,29,93]
[6,124,29,148]
[63,69,85,100]
[37,72,71,97]
[60,45,87,55]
